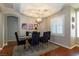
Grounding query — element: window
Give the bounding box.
[50,15,64,35]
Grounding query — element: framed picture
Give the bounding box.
[72,24,75,29]
[72,17,75,22]
[22,23,38,30]
[28,24,33,30]
[22,23,27,29]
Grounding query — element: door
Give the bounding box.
[7,16,18,41]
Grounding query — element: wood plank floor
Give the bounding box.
[41,47,79,56]
[0,41,17,56]
[0,41,79,56]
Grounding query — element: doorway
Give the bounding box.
[7,16,18,41]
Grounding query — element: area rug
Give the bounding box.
[13,42,59,56]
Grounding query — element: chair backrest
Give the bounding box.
[26,31,29,36]
[43,31,50,40]
[15,32,19,42]
[43,32,48,39]
[31,31,40,45]
[47,31,51,40]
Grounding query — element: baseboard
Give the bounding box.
[49,40,76,49]
[8,40,16,42]
[0,43,8,50]
[70,44,79,48]
[69,44,77,49]
[76,44,79,47]
[3,43,8,47]
[49,40,70,49]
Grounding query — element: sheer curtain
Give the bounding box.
[50,15,64,35]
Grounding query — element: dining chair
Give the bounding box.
[47,31,51,40]
[40,32,50,43]
[26,31,29,36]
[15,32,26,49]
[28,31,40,46]
[28,31,40,51]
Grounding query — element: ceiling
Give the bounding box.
[2,3,79,18]
[20,3,65,18]
[70,3,79,9]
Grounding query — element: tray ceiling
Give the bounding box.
[20,3,65,18]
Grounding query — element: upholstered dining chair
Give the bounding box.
[40,32,50,43]
[28,31,40,51]
[15,32,26,49]
[47,31,51,40]
[28,31,40,46]
[26,31,29,36]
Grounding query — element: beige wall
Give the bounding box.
[45,17,51,31]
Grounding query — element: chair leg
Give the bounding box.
[30,46,34,52]
[45,42,49,48]
[35,44,40,51]
[24,44,26,49]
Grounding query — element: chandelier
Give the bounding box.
[36,18,42,24]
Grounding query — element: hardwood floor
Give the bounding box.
[0,41,17,56]
[0,41,79,56]
[41,47,79,56]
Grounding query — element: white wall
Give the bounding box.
[38,18,48,32]
[4,14,8,44]
[70,7,76,47]
[19,16,36,36]
[76,9,79,45]
[0,13,4,48]
[49,6,71,48]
